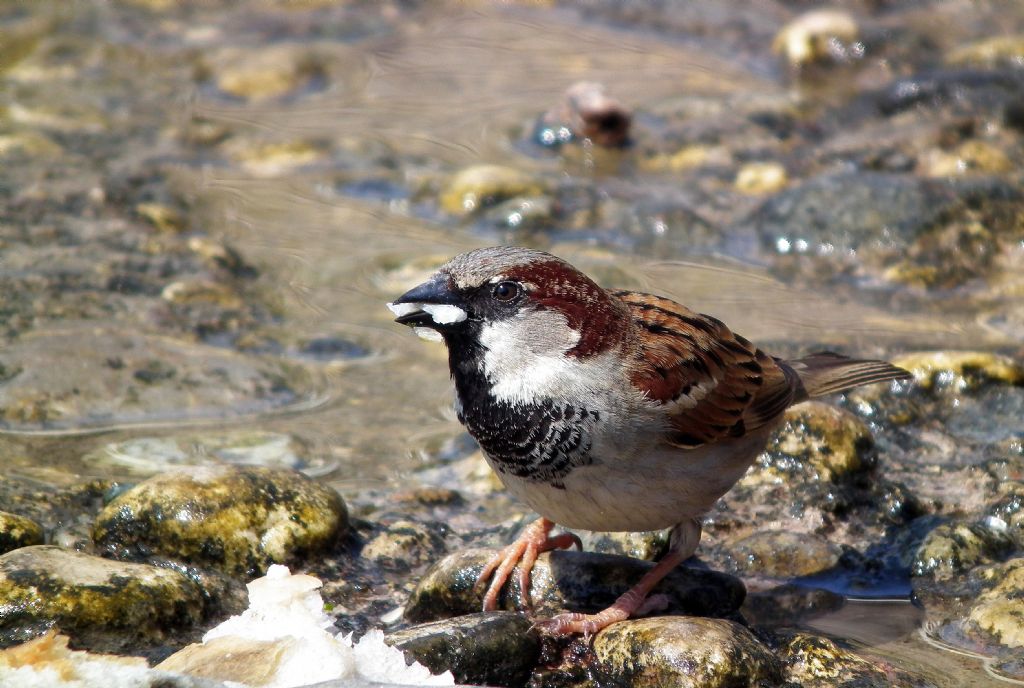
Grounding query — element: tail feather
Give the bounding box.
[785,351,912,400]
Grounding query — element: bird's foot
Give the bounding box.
[532,605,630,639]
[476,517,581,612]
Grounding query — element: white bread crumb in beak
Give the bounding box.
[413,327,444,342]
[422,304,467,324]
[386,301,467,324]
[386,302,419,317]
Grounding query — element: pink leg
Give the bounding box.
[476,517,582,611]
[534,518,702,637]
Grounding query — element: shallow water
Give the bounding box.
[2,1,1023,685]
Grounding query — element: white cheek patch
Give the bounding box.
[385,302,468,325]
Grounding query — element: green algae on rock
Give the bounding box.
[0,511,43,555]
[387,611,539,688]
[746,401,877,486]
[912,520,1014,581]
[403,548,744,624]
[777,631,937,687]
[965,557,1024,649]
[0,545,206,652]
[893,351,1024,393]
[93,465,347,577]
[439,164,545,217]
[591,617,782,688]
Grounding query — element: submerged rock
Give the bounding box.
[203,45,325,101]
[965,557,1024,650]
[590,617,782,688]
[912,520,1014,581]
[741,584,845,628]
[892,351,1024,394]
[403,548,744,624]
[773,9,860,69]
[439,165,544,217]
[0,546,206,652]
[535,81,632,148]
[387,611,539,688]
[93,465,347,577]
[361,519,447,572]
[0,511,43,555]
[724,530,844,578]
[777,631,936,687]
[749,172,954,258]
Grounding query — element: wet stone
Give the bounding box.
[590,617,782,688]
[734,161,788,195]
[777,631,936,687]
[773,9,860,69]
[0,545,206,652]
[741,584,845,628]
[911,519,1014,581]
[403,548,744,624]
[439,164,545,217]
[534,81,632,148]
[723,530,844,578]
[0,511,43,555]
[387,611,539,688]
[893,351,1024,394]
[948,35,1024,70]
[870,69,1024,118]
[93,465,347,577]
[848,350,1024,428]
[965,557,1024,651]
[744,401,877,486]
[203,45,326,101]
[988,482,1024,546]
[747,172,955,257]
[577,529,669,562]
[361,519,447,572]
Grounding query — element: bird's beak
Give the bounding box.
[386,274,468,332]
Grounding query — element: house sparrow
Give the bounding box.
[388,246,910,636]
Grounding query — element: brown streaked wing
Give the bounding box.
[613,290,799,449]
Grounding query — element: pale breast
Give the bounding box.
[488,423,777,532]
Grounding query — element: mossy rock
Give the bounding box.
[912,520,1014,581]
[439,165,545,216]
[591,617,782,688]
[745,401,876,486]
[893,351,1024,394]
[966,557,1024,650]
[777,631,937,687]
[93,465,347,577]
[0,511,43,555]
[0,546,205,652]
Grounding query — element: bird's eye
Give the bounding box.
[492,281,521,302]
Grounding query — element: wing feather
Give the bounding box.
[613,290,799,449]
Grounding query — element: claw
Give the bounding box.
[474,517,579,612]
[530,519,703,637]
